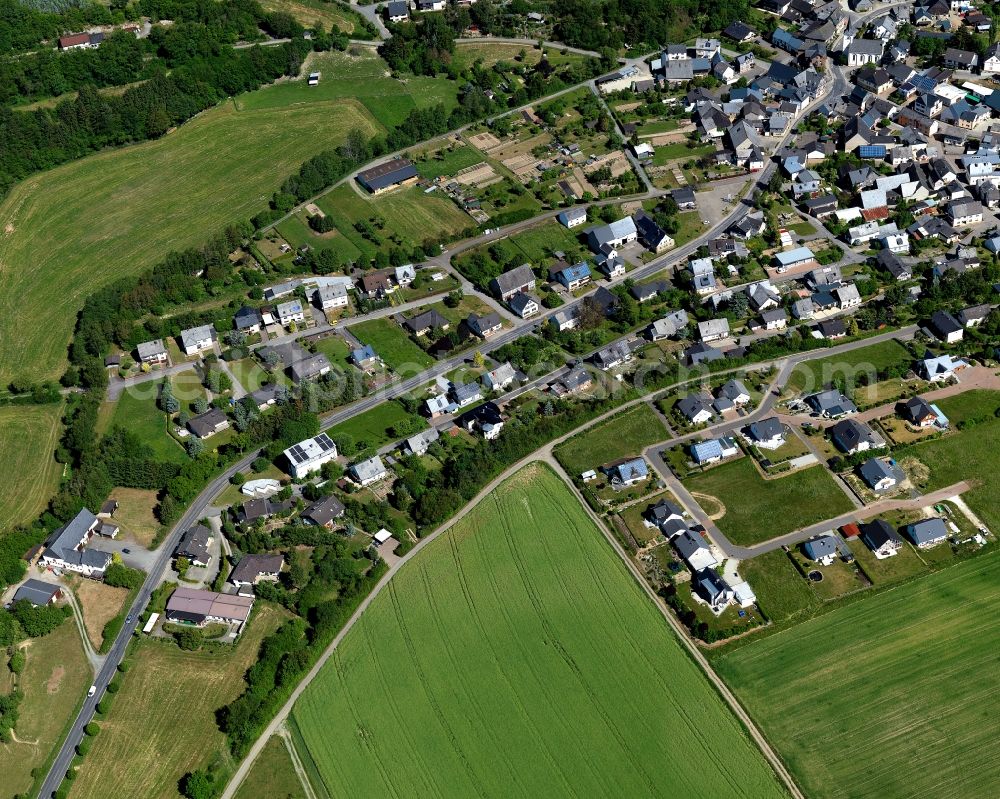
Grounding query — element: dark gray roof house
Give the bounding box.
[302,494,346,528]
[175,524,213,566]
[490,264,536,300]
[859,518,903,555]
[187,408,230,439]
[41,509,111,575]
[803,534,839,561]
[859,457,905,491]
[403,309,449,336]
[12,579,62,607]
[230,553,284,587]
[904,518,949,547]
[830,418,883,453]
[807,389,858,418]
[234,306,263,331]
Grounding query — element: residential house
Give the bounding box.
[315,284,349,311]
[698,318,730,343]
[175,524,213,567]
[634,211,675,253]
[684,342,724,366]
[693,568,735,614]
[230,553,284,594]
[349,456,388,486]
[747,281,780,311]
[458,401,505,439]
[491,264,537,301]
[931,310,964,343]
[690,258,717,295]
[746,417,785,449]
[179,325,216,356]
[403,428,440,456]
[806,389,858,418]
[283,432,338,479]
[945,199,983,227]
[943,47,978,70]
[717,379,751,407]
[165,587,254,633]
[594,341,633,370]
[425,393,452,418]
[350,345,380,370]
[137,339,168,366]
[648,310,689,341]
[877,249,912,280]
[249,384,282,412]
[557,207,588,228]
[773,246,816,271]
[859,518,903,558]
[301,495,346,529]
[508,292,540,318]
[803,535,840,565]
[900,395,937,427]
[674,529,718,571]
[236,497,291,526]
[859,457,905,492]
[830,418,884,454]
[691,436,739,464]
[919,353,969,381]
[360,271,394,298]
[586,218,639,251]
[290,353,332,384]
[466,312,502,338]
[647,498,685,528]
[234,306,263,334]
[386,0,409,21]
[451,381,483,407]
[482,362,517,392]
[958,304,991,328]
[550,366,593,397]
[846,39,883,66]
[555,262,592,291]
[394,264,417,286]
[904,518,949,548]
[792,169,821,198]
[403,309,449,337]
[550,308,579,332]
[818,318,847,339]
[40,509,112,578]
[187,408,230,439]
[678,393,715,425]
[835,283,862,309]
[760,308,789,330]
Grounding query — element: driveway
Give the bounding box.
[88,535,159,573]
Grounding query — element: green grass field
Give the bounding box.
[1,621,89,797]
[108,388,188,464]
[932,388,1000,426]
[716,551,1000,799]
[237,49,458,128]
[739,549,818,624]
[315,184,471,261]
[259,0,357,32]
[684,458,854,546]
[291,463,787,797]
[413,144,485,180]
[234,736,307,799]
[786,338,911,395]
[70,605,288,799]
[348,318,435,370]
[555,404,668,475]
[324,400,426,452]
[0,403,63,530]
[0,98,381,388]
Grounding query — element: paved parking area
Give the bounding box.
[89,533,158,573]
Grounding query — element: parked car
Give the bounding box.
[88,685,97,697]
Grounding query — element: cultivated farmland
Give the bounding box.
[69,605,289,799]
[233,736,307,799]
[0,403,63,530]
[0,97,380,388]
[555,403,668,475]
[716,551,1000,799]
[291,463,786,798]
[683,458,854,546]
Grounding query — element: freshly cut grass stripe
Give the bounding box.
[292,463,786,798]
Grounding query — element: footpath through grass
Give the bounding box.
[716,550,1000,799]
[683,457,854,546]
[292,463,787,798]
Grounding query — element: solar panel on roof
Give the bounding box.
[316,434,334,452]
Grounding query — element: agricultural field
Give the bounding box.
[0,403,63,530]
[324,400,426,453]
[348,318,436,370]
[0,96,381,389]
[716,551,1000,799]
[786,338,912,396]
[237,48,458,128]
[1,621,90,798]
[291,463,787,798]
[258,0,359,32]
[70,605,289,799]
[314,184,471,263]
[233,736,307,799]
[683,458,854,547]
[555,404,668,476]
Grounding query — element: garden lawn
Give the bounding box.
[555,404,668,476]
[237,49,458,128]
[0,96,381,388]
[70,605,289,799]
[739,549,818,624]
[651,141,714,166]
[325,400,426,452]
[292,463,787,798]
[414,144,485,180]
[0,621,90,798]
[684,459,854,546]
[276,211,366,264]
[0,403,63,530]
[932,388,1000,427]
[348,318,435,370]
[107,390,187,464]
[786,338,911,395]
[716,551,1000,799]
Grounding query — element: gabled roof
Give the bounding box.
[748,416,784,441]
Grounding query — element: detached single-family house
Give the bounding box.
[746,417,785,449]
[179,324,217,356]
[403,309,449,337]
[276,300,305,327]
[482,362,517,392]
[230,553,283,594]
[283,432,338,479]
[508,292,540,319]
[647,498,685,528]
[555,262,592,291]
[693,568,734,614]
[451,381,482,407]
[803,534,840,565]
[586,218,639,251]
[830,418,884,454]
[594,341,633,370]
[458,401,505,439]
[137,339,169,366]
[301,494,346,529]
[691,436,739,464]
[958,304,990,328]
[698,318,730,343]
[716,379,751,407]
[859,519,904,559]
[187,408,230,439]
[491,264,536,301]
[466,312,502,338]
[677,393,715,425]
[930,311,965,344]
[175,524,213,567]
[290,354,331,384]
[349,456,388,486]
[859,457,905,492]
[674,529,718,571]
[603,457,649,487]
[40,509,112,578]
[919,353,969,381]
[350,344,380,370]
[386,0,409,21]
[806,389,858,418]
[904,518,949,548]
[315,284,349,311]
[557,207,588,228]
[900,395,938,427]
[403,428,440,457]
[234,306,263,334]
